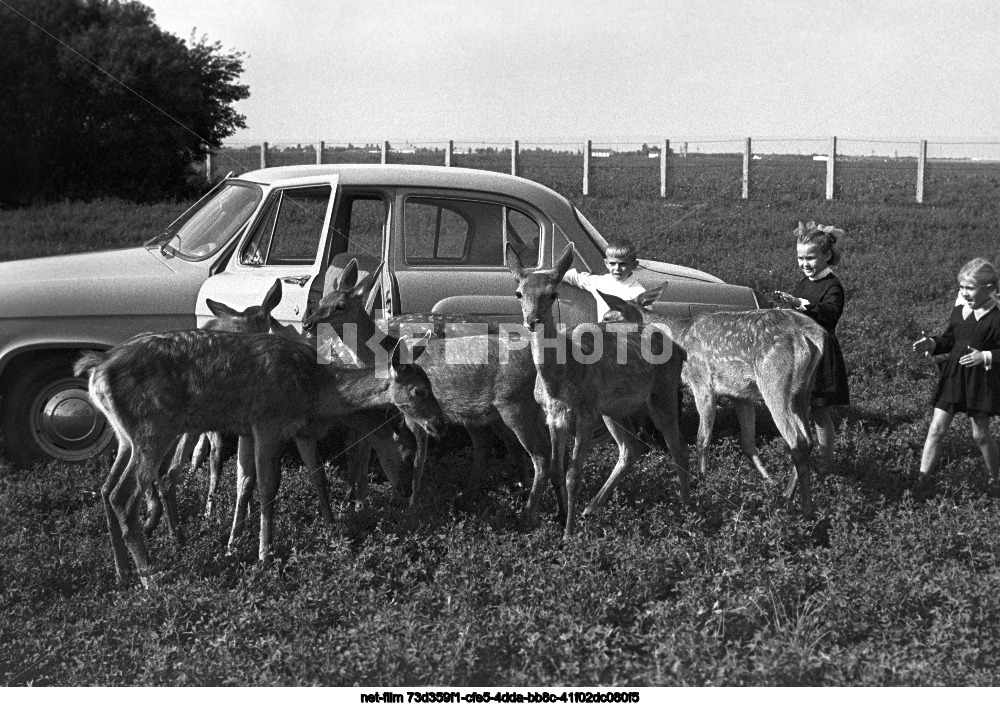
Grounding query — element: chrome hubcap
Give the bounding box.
[30,378,112,461]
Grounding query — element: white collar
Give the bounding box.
[961,299,996,321]
[808,267,833,282]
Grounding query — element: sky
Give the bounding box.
[141,0,1000,155]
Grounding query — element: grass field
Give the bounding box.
[2,159,1000,686]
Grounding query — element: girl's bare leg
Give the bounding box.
[920,407,956,476]
[968,416,999,481]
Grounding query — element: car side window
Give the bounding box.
[328,193,388,266]
[403,196,540,267]
[241,185,332,266]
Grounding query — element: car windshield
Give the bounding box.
[573,206,609,252]
[158,182,263,261]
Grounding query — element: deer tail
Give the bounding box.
[73,350,107,378]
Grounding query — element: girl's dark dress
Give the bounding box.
[929,304,1000,416]
[792,272,850,406]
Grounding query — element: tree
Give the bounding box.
[0,0,249,206]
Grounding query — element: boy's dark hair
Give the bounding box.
[605,239,638,263]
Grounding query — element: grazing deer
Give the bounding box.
[303,259,551,511]
[75,330,444,587]
[145,278,285,532]
[598,286,826,516]
[506,243,690,540]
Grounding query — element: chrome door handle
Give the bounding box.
[281,275,310,287]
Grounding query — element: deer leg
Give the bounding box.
[584,415,642,514]
[340,428,367,510]
[456,424,492,508]
[155,440,187,547]
[733,400,771,481]
[295,435,335,526]
[254,431,285,563]
[498,402,551,504]
[692,387,718,478]
[648,364,691,503]
[563,414,597,540]
[762,386,814,517]
[407,422,430,509]
[113,436,174,587]
[202,432,224,518]
[144,435,187,535]
[519,419,562,529]
[191,432,210,471]
[369,425,415,505]
[227,434,256,554]
[102,440,135,585]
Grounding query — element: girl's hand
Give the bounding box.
[773,290,806,309]
[960,347,984,367]
[912,336,935,356]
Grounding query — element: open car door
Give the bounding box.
[195,174,340,334]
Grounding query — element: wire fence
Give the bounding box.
[204,137,1000,208]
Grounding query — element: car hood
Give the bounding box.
[0,247,206,318]
[637,259,724,284]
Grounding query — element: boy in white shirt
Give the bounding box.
[562,239,646,320]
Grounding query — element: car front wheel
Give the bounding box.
[1,357,114,466]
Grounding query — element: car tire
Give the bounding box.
[1,356,114,466]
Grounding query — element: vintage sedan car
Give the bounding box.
[0,164,764,465]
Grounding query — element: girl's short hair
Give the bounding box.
[605,239,638,262]
[794,221,843,266]
[958,257,1000,290]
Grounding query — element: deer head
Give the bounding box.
[302,259,384,330]
[506,242,575,329]
[597,284,667,324]
[205,278,283,334]
[386,335,445,438]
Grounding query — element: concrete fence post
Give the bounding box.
[742,137,752,199]
[260,142,268,169]
[825,136,837,200]
[660,139,672,198]
[583,140,591,196]
[511,140,519,176]
[381,141,389,165]
[916,139,928,204]
[446,140,453,167]
[316,141,324,165]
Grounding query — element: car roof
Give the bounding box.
[237,163,574,214]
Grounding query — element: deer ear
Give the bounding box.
[506,243,526,281]
[634,284,666,309]
[407,333,431,363]
[261,279,283,313]
[354,261,384,301]
[390,335,419,369]
[336,259,359,290]
[596,289,620,310]
[206,299,238,319]
[553,244,575,281]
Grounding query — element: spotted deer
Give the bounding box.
[75,330,444,587]
[506,243,690,540]
[303,259,552,511]
[149,278,285,530]
[598,286,827,516]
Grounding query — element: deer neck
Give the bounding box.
[529,312,567,396]
[316,365,394,419]
[334,309,393,368]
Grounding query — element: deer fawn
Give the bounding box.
[303,259,552,511]
[506,243,690,540]
[598,286,826,516]
[141,278,286,535]
[75,329,444,587]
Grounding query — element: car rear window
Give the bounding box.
[403,196,539,267]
